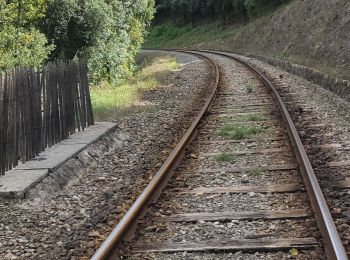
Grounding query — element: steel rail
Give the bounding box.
[197,50,347,260]
[92,49,348,260]
[91,51,220,260]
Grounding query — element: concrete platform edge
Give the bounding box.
[0,122,118,199]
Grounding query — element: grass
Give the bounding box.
[144,22,237,49]
[246,114,265,121]
[223,114,266,122]
[91,57,179,121]
[144,0,350,83]
[248,167,266,177]
[143,2,291,50]
[217,125,264,140]
[246,85,253,94]
[213,153,234,162]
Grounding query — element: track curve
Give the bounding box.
[92,50,347,260]
[92,51,220,260]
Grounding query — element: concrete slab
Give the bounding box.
[0,122,117,198]
[0,169,48,198]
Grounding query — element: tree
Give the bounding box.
[0,0,52,69]
[244,0,288,18]
[45,0,155,83]
[153,0,289,24]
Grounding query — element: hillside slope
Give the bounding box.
[145,0,350,80]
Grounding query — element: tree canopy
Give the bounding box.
[0,0,155,84]
[0,0,52,69]
[155,0,290,25]
[45,0,155,83]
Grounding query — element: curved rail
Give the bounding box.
[92,50,348,260]
[198,50,347,260]
[92,51,220,260]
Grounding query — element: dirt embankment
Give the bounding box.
[194,0,350,81]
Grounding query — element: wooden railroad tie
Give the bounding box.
[167,183,301,195]
[196,136,287,144]
[180,164,299,174]
[132,238,318,253]
[152,209,310,223]
[202,147,292,156]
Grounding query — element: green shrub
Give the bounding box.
[0,0,53,69]
[0,26,53,69]
[45,0,155,84]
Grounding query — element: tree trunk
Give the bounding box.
[191,13,194,27]
[222,4,227,26]
[171,2,174,22]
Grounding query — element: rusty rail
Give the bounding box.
[92,50,347,260]
[199,50,347,260]
[91,51,220,259]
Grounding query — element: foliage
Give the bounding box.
[213,153,234,162]
[0,0,47,27]
[91,56,178,121]
[145,22,234,48]
[289,248,299,256]
[155,0,290,24]
[45,0,155,83]
[217,125,264,139]
[0,0,52,69]
[244,0,289,18]
[0,26,52,69]
[246,84,253,93]
[0,0,155,84]
[248,167,266,176]
[246,114,266,121]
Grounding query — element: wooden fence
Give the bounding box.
[0,60,94,176]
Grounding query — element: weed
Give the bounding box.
[217,125,264,140]
[247,114,265,121]
[213,153,234,162]
[248,168,266,176]
[246,85,253,94]
[91,57,179,121]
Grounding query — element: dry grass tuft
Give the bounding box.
[91,57,179,121]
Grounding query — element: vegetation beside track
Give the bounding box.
[144,22,236,49]
[217,125,265,140]
[145,0,290,49]
[213,153,235,162]
[146,0,350,81]
[0,0,155,84]
[91,56,179,121]
[248,167,266,176]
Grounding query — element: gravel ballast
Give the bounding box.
[229,52,350,253]
[123,52,322,259]
[0,50,215,259]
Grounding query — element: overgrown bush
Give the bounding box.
[0,0,155,84]
[0,26,53,69]
[0,0,52,69]
[45,0,155,84]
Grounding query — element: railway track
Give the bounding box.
[92,50,348,259]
